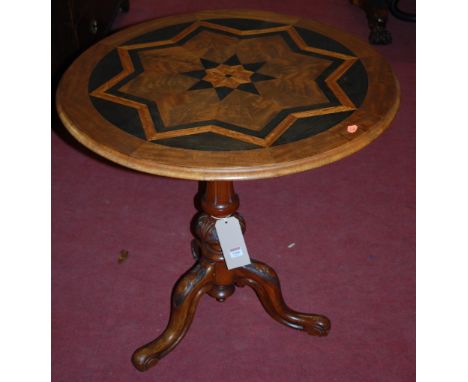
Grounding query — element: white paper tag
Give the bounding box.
[215,216,251,270]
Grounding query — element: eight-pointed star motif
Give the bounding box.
[181,55,275,100]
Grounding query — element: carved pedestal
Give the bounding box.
[132,181,330,371]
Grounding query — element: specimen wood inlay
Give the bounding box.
[88,21,364,150]
[57,9,399,180]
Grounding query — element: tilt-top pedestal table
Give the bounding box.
[56,10,399,372]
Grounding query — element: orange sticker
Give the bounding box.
[347,124,358,133]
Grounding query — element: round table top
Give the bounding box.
[56,10,399,180]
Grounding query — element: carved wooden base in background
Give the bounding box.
[132,181,330,371]
[351,0,392,45]
[351,0,416,45]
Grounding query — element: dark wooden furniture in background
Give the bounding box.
[351,0,416,45]
[52,0,129,81]
[56,10,399,371]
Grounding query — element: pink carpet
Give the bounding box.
[52,1,415,381]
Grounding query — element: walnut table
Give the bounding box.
[56,10,399,372]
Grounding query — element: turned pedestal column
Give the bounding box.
[131,181,330,371]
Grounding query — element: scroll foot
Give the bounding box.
[132,261,214,371]
[235,260,330,336]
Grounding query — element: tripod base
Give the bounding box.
[132,181,330,372]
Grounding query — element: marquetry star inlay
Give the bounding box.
[88,20,366,149]
[182,55,275,100]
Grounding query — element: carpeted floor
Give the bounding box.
[52,1,415,381]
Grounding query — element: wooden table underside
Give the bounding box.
[56,10,399,372]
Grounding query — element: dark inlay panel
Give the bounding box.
[273,111,355,146]
[154,132,261,151]
[89,19,369,151]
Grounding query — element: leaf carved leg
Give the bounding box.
[132,260,214,371]
[235,260,330,336]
